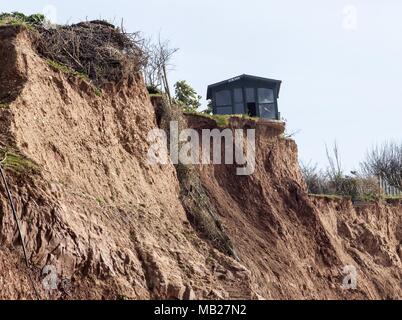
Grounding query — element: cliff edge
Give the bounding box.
[0,25,400,300]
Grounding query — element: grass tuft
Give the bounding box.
[149,93,163,98]
[47,59,88,80]
[309,194,347,201]
[47,59,102,97]
[184,110,258,127]
[0,149,39,174]
[93,87,102,97]
[95,197,104,205]
[0,103,10,109]
[385,195,402,201]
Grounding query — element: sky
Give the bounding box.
[1,0,401,172]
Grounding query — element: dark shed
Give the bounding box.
[206,74,282,120]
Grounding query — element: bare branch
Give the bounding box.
[361,141,402,190]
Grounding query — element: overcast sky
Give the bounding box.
[2,0,401,171]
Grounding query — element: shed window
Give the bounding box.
[216,106,233,115]
[233,88,244,114]
[215,90,232,106]
[259,103,276,119]
[258,88,274,104]
[246,88,255,103]
[234,88,243,103]
[234,103,244,114]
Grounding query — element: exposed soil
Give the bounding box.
[0,25,400,300]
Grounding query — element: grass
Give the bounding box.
[93,87,102,97]
[385,195,402,201]
[46,59,102,97]
[357,192,381,202]
[95,197,104,205]
[310,192,402,204]
[210,114,231,127]
[184,110,259,127]
[0,17,34,30]
[149,93,163,98]
[309,194,347,201]
[176,162,237,258]
[47,59,88,79]
[0,149,39,174]
[46,59,72,74]
[0,12,44,30]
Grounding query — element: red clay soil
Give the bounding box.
[187,115,401,300]
[0,25,401,300]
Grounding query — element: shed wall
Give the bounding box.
[210,78,279,119]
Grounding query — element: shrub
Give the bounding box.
[157,101,237,258]
[1,14,146,88]
[301,143,383,201]
[174,80,201,111]
[35,20,146,87]
[361,142,402,190]
[0,12,45,28]
[147,85,162,95]
[300,161,329,194]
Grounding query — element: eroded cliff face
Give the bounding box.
[0,26,254,300]
[186,113,401,300]
[0,26,400,300]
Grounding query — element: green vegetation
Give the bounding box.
[202,100,213,115]
[310,192,386,203]
[310,191,399,203]
[36,20,146,88]
[46,59,73,74]
[93,87,102,97]
[174,80,201,111]
[385,195,402,201]
[0,149,39,174]
[95,197,104,205]
[0,103,10,109]
[149,93,163,98]
[309,194,346,201]
[154,95,237,258]
[176,161,237,258]
[0,12,45,29]
[47,59,88,79]
[358,192,381,203]
[184,110,232,126]
[208,114,234,127]
[184,109,258,127]
[46,59,102,97]
[302,142,402,203]
[147,85,162,95]
[362,142,402,191]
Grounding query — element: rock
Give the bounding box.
[207,289,227,300]
[183,286,196,300]
[167,283,186,300]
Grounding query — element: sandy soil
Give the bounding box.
[0,25,400,300]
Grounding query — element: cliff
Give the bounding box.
[0,25,400,300]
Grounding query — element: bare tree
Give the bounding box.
[142,38,161,90]
[361,142,402,190]
[300,161,329,194]
[301,142,387,200]
[326,141,343,181]
[325,142,359,199]
[143,35,178,105]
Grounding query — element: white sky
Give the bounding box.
[2,0,401,172]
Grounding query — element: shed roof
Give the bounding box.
[206,74,282,100]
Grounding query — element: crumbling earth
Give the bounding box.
[0,25,400,300]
